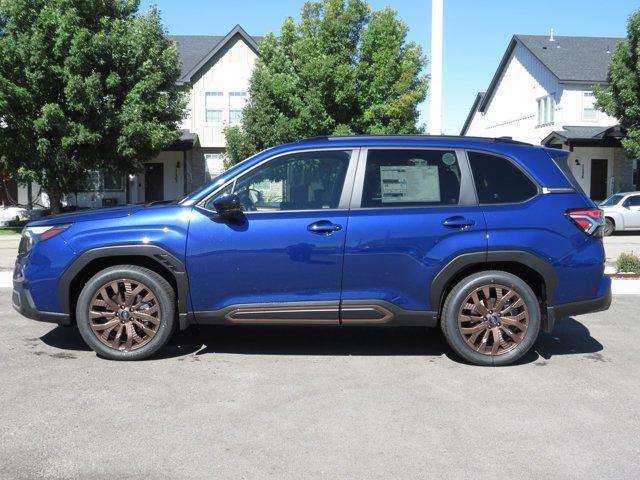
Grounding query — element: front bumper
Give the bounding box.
[544,277,612,332]
[12,280,71,326]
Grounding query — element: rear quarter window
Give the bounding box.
[468,151,538,204]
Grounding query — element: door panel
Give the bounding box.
[341,207,486,312]
[590,159,608,201]
[341,148,486,313]
[187,209,348,318]
[144,163,164,202]
[186,148,358,321]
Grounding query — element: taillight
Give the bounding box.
[566,208,604,236]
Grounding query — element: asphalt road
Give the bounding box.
[1,290,639,479]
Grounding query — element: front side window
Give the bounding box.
[206,150,351,212]
[360,149,461,208]
[624,195,640,207]
[468,151,538,204]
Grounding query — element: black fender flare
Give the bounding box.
[430,250,557,311]
[59,245,192,328]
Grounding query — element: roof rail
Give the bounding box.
[297,134,532,146]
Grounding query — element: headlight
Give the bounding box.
[18,224,71,254]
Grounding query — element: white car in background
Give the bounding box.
[600,192,640,236]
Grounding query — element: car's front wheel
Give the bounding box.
[440,271,541,366]
[76,265,176,360]
[603,218,615,236]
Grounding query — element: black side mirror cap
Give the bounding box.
[212,193,244,220]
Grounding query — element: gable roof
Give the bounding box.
[516,35,624,83]
[459,92,485,135]
[169,25,262,84]
[475,34,625,115]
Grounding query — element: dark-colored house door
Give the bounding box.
[590,159,608,200]
[144,163,164,203]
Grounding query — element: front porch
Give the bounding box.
[543,125,639,200]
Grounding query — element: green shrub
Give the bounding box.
[616,252,640,274]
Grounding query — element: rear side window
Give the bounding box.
[550,153,586,196]
[361,149,461,208]
[468,151,538,204]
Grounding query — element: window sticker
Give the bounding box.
[442,152,457,166]
[380,165,440,203]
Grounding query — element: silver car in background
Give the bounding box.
[600,192,640,236]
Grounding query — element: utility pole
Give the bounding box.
[429,0,443,135]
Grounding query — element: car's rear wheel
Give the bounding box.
[76,265,175,360]
[603,218,615,236]
[440,271,541,366]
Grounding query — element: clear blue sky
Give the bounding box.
[139,0,637,134]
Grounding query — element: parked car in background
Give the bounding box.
[13,135,611,366]
[600,192,640,236]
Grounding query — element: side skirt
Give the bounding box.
[194,300,438,327]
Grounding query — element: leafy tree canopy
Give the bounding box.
[595,10,640,158]
[224,0,428,166]
[0,0,185,211]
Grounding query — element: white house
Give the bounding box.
[461,34,638,200]
[15,25,261,210]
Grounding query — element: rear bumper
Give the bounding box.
[544,277,612,332]
[12,281,71,326]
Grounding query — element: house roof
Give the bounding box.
[169,25,262,84]
[473,34,625,117]
[516,35,624,83]
[541,124,624,146]
[459,92,485,135]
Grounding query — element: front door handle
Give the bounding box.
[308,220,342,235]
[442,216,476,228]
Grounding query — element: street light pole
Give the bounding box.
[429,0,443,135]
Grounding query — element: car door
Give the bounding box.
[622,194,640,228]
[340,148,487,323]
[186,148,358,324]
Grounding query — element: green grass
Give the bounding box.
[0,227,23,235]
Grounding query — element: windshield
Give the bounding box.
[600,194,624,207]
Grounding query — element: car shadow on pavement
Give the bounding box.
[38,316,603,364]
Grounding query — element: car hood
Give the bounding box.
[27,205,145,227]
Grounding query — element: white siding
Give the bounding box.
[185,36,257,148]
[464,42,619,144]
[465,43,561,143]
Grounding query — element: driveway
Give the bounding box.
[1,289,638,479]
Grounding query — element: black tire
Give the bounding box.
[440,270,541,366]
[76,265,176,361]
[603,218,615,236]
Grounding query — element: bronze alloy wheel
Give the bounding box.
[457,284,529,356]
[88,279,161,352]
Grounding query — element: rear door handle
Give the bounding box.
[308,220,342,235]
[442,216,476,228]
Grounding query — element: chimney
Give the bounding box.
[549,28,555,42]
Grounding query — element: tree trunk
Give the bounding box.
[45,188,63,215]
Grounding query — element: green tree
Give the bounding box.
[0,0,185,212]
[224,0,428,166]
[594,10,640,158]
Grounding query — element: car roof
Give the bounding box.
[184,135,571,204]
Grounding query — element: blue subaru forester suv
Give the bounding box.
[13,135,611,366]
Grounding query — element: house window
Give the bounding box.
[204,153,226,180]
[229,92,247,98]
[536,95,555,126]
[83,171,124,192]
[229,109,243,124]
[205,91,224,123]
[582,92,598,121]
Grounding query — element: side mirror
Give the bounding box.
[622,201,631,209]
[212,193,244,220]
